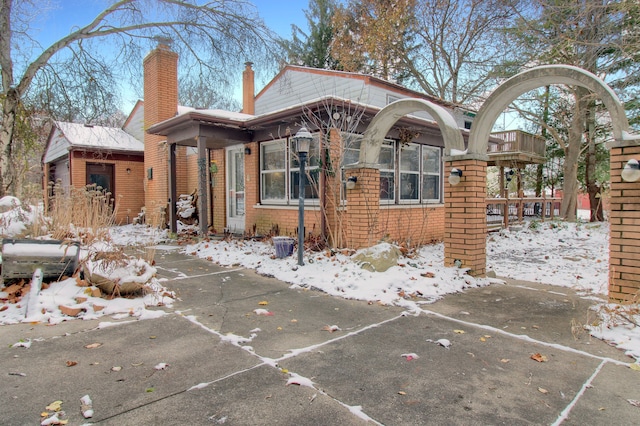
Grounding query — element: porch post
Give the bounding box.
[197,136,208,236]
[168,143,177,233]
[607,141,640,302]
[444,159,487,276]
[344,166,381,249]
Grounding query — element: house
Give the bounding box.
[143,43,478,248]
[42,108,146,225]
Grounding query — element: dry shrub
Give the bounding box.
[47,181,117,244]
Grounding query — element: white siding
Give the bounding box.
[255,68,447,124]
[52,158,70,188]
[43,128,71,163]
[123,102,145,140]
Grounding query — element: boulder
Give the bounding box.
[353,243,402,272]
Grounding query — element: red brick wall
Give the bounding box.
[608,144,640,302]
[345,168,381,248]
[69,151,144,224]
[378,205,444,246]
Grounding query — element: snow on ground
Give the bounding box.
[1,200,639,362]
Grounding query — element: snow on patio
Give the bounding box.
[0,196,638,362]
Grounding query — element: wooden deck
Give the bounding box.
[486,197,562,231]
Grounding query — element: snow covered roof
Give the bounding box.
[177,106,254,121]
[43,122,144,163]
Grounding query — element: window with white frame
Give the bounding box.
[340,133,442,204]
[290,136,320,202]
[421,145,441,202]
[260,140,287,203]
[259,135,321,205]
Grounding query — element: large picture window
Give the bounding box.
[340,133,442,204]
[259,135,321,205]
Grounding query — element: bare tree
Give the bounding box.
[0,0,280,197]
[404,0,519,105]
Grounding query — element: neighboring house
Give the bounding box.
[143,43,479,248]
[42,116,145,225]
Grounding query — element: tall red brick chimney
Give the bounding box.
[143,42,178,223]
[242,61,255,115]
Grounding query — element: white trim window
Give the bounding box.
[341,133,442,204]
[260,139,287,203]
[421,145,441,202]
[259,135,321,205]
[289,136,320,202]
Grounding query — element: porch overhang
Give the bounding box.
[147,112,253,149]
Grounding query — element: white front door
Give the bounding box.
[226,145,245,233]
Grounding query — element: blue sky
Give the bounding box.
[37,0,306,45]
[31,0,309,113]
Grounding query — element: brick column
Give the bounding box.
[608,143,640,302]
[345,167,381,249]
[444,159,487,276]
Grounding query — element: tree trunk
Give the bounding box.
[0,90,18,198]
[560,87,588,221]
[584,103,603,222]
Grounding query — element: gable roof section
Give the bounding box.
[43,122,144,163]
[254,65,460,116]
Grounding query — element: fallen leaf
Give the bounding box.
[531,353,548,362]
[84,343,102,349]
[111,366,122,372]
[453,329,465,334]
[421,271,436,278]
[258,301,269,306]
[280,369,289,374]
[65,361,77,367]
[398,391,407,395]
[500,359,510,363]
[45,400,63,412]
[627,399,640,407]
[480,337,486,342]
[538,387,549,394]
[629,363,640,371]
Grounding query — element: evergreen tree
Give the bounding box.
[284,0,340,69]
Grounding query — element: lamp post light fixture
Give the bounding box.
[293,126,313,266]
[448,168,463,186]
[621,159,640,182]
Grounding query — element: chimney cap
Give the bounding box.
[244,61,254,68]
[153,35,173,48]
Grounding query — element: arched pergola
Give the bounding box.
[349,65,640,302]
[356,98,465,167]
[468,65,636,154]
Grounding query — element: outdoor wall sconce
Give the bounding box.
[621,159,640,182]
[244,147,251,155]
[126,168,131,174]
[448,168,463,186]
[346,176,358,190]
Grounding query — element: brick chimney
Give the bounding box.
[143,42,178,221]
[242,61,255,115]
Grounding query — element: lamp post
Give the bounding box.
[293,127,312,266]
